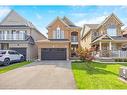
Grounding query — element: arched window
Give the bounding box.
[107,25,117,36]
[53,26,64,39]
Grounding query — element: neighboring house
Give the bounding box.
[36,16,81,60]
[122,27,127,38]
[81,13,127,60]
[0,10,46,60]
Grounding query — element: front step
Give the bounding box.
[98,57,115,62]
[70,57,80,60]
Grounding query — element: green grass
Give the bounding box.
[72,61,127,89]
[0,61,31,74]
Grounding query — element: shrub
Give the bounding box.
[76,47,95,62]
[124,59,127,62]
[115,58,118,62]
[115,58,127,62]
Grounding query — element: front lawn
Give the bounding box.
[72,61,127,89]
[0,61,31,74]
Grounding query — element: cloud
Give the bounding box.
[48,10,65,14]
[70,12,86,17]
[36,14,43,20]
[0,6,11,20]
[76,15,107,26]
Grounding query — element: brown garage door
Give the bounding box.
[41,48,66,60]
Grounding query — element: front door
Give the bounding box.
[71,44,78,57]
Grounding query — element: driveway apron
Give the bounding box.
[0,61,76,89]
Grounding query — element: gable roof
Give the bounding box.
[62,16,77,27]
[111,36,127,40]
[47,16,69,28]
[92,34,127,43]
[0,10,36,28]
[85,24,99,29]
[47,16,79,28]
[82,13,124,39]
[92,34,114,43]
[81,24,99,39]
[0,10,46,38]
[97,13,124,29]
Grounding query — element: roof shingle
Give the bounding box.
[85,24,99,29]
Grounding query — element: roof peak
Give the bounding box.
[97,13,124,28]
[47,16,79,28]
[0,9,36,29]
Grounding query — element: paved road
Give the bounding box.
[0,61,76,89]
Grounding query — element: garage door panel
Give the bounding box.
[10,48,27,60]
[41,48,66,60]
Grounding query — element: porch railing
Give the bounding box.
[111,50,127,58]
[94,50,127,58]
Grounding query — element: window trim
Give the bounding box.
[107,25,117,36]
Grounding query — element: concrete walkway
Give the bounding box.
[0,61,76,89]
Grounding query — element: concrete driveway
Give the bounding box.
[0,61,76,89]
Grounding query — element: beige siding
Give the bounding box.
[98,16,122,36]
[81,25,90,38]
[81,14,123,50]
[30,29,46,41]
[28,44,38,61]
[9,43,28,48]
[81,32,92,49]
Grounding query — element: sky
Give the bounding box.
[0,6,127,37]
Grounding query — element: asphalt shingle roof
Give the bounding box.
[85,24,99,29]
[111,36,127,40]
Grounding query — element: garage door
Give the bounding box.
[10,48,27,60]
[41,48,66,60]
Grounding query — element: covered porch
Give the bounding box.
[92,39,127,58]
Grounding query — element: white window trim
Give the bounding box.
[53,27,64,39]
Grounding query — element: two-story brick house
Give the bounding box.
[0,10,46,60]
[37,16,81,60]
[81,13,127,60]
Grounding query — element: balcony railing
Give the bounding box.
[71,36,78,42]
[0,33,27,40]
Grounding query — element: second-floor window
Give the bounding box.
[71,32,78,42]
[0,30,26,40]
[53,27,64,39]
[107,25,117,36]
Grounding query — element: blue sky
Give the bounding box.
[0,6,127,37]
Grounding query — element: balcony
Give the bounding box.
[0,33,27,40]
[71,36,78,44]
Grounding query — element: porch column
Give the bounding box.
[109,41,112,57]
[109,41,112,50]
[99,41,102,51]
[99,41,102,57]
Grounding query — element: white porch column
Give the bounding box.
[109,41,112,50]
[99,41,102,51]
